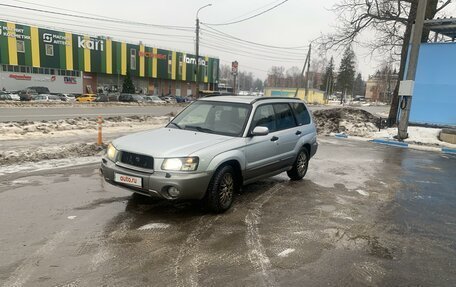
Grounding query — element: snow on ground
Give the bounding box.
[371,126,456,148]
[313,107,380,137]
[313,107,455,149]
[0,115,170,140]
[0,116,170,170]
[0,156,101,176]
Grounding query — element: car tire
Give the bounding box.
[203,165,238,213]
[287,148,309,181]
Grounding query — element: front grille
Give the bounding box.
[120,151,154,170]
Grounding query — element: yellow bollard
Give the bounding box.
[97,115,103,145]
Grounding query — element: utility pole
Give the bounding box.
[195,4,212,98]
[294,44,311,98]
[398,0,427,140]
[305,43,311,100]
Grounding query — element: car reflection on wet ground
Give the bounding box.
[0,137,455,287]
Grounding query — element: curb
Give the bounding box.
[333,133,456,154]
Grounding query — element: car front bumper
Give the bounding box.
[100,158,213,200]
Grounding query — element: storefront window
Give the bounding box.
[130,49,136,70]
[45,44,54,56]
[17,40,25,53]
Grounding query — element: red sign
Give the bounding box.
[9,74,32,80]
[231,61,238,74]
[64,76,77,84]
[138,51,167,59]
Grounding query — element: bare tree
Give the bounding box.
[267,66,285,87]
[320,0,451,126]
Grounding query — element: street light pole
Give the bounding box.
[397,0,427,139]
[195,4,212,98]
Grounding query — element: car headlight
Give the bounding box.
[106,143,118,162]
[162,157,199,171]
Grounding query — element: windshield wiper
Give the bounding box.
[168,122,182,129]
[185,125,215,134]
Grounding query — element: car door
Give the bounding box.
[244,104,281,181]
[273,103,300,168]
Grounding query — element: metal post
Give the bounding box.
[305,44,311,101]
[398,0,427,140]
[195,17,200,98]
[97,116,103,146]
[195,4,212,98]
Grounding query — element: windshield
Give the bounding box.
[168,101,251,137]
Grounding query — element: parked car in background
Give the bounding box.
[94,94,108,102]
[101,96,318,213]
[19,88,38,101]
[76,94,97,102]
[143,95,166,104]
[119,94,145,103]
[108,93,120,102]
[6,91,20,101]
[0,92,13,101]
[28,86,50,94]
[31,94,61,102]
[162,96,177,104]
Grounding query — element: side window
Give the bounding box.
[251,104,276,132]
[273,104,297,130]
[291,103,311,125]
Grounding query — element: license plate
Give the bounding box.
[114,173,142,188]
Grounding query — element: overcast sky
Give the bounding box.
[1,0,455,80]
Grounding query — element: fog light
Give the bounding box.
[168,186,180,198]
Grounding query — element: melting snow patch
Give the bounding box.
[278,248,295,257]
[356,189,369,196]
[137,223,170,230]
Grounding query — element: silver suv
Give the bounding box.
[101,96,318,212]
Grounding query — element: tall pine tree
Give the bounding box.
[122,70,135,94]
[320,56,335,95]
[353,73,365,97]
[336,47,356,101]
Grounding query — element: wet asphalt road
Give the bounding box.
[0,105,389,122]
[0,138,455,287]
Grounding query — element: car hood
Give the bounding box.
[112,128,234,158]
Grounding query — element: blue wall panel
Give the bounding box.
[410,43,456,126]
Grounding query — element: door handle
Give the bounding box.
[271,136,279,142]
[295,130,302,135]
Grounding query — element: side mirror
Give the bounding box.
[252,126,269,136]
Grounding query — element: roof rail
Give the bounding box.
[251,96,303,104]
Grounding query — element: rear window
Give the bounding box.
[291,102,311,125]
[273,103,297,130]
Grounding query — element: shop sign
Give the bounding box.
[9,74,32,80]
[183,55,207,66]
[1,25,31,40]
[78,36,104,51]
[35,75,56,82]
[64,77,78,84]
[43,33,71,46]
[138,51,167,59]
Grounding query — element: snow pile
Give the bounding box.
[0,143,105,166]
[313,108,380,136]
[0,116,170,140]
[372,127,456,148]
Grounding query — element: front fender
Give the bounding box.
[206,149,246,173]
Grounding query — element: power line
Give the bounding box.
[0,13,194,39]
[200,36,306,59]
[201,30,308,56]
[201,25,309,50]
[221,0,284,23]
[200,41,304,63]
[0,3,194,31]
[203,0,288,26]
[12,0,129,22]
[220,59,269,73]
